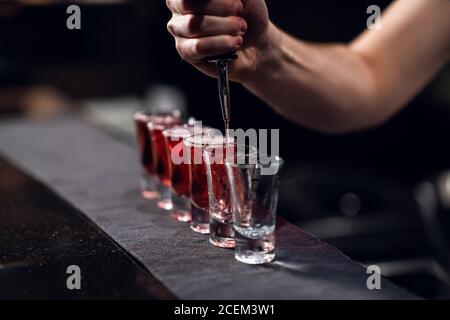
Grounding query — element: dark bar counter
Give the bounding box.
[0,157,174,299]
[0,117,416,299]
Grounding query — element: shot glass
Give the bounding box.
[184,133,223,234]
[133,110,181,200]
[226,156,284,264]
[204,142,257,248]
[164,124,217,222]
[147,115,182,210]
[163,125,195,222]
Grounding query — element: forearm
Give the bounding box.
[243,24,380,133]
[166,0,450,132]
[242,0,450,133]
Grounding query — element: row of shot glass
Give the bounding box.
[134,110,283,264]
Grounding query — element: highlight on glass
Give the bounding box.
[163,125,195,222]
[183,133,223,234]
[133,110,182,200]
[226,156,284,264]
[204,142,257,249]
[147,115,183,210]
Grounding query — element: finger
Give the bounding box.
[175,35,243,61]
[166,0,243,17]
[168,14,247,38]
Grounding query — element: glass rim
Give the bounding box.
[133,109,182,121]
[203,136,235,147]
[146,118,183,130]
[225,155,284,169]
[162,124,195,138]
[183,132,223,148]
[162,125,217,138]
[204,143,258,166]
[203,142,258,154]
[133,110,153,121]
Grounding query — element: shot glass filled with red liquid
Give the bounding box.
[164,125,217,222]
[133,110,181,199]
[184,134,223,234]
[147,115,182,210]
[205,142,257,248]
[163,125,195,222]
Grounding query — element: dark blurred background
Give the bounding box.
[1,0,450,298]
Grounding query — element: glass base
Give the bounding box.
[235,251,275,265]
[234,232,275,264]
[209,216,235,248]
[140,173,158,200]
[171,211,191,222]
[142,190,159,199]
[157,198,173,210]
[171,192,191,222]
[190,204,209,234]
[157,183,173,211]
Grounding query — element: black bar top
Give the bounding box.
[0,117,416,299]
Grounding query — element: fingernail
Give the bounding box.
[236,37,243,48]
[235,1,244,15]
[240,20,247,33]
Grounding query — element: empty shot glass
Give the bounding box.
[204,142,257,248]
[226,157,284,264]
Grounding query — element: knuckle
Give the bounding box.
[231,17,242,31]
[178,0,191,13]
[167,0,192,14]
[165,0,173,11]
[175,41,187,58]
[191,38,203,55]
[185,14,201,35]
[184,14,195,33]
[230,0,243,14]
[225,36,235,49]
[166,19,174,34]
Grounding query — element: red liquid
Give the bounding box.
[190,145,209,210]
[205,144,237,223]
[134,112,181,176]
[154,128,170,185]
[188,136,225,210]
[165,131,193,197]
[149,121,182,187]
[134,113,155,174]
